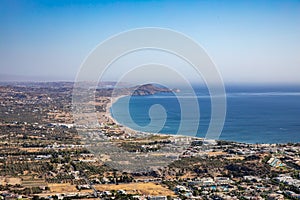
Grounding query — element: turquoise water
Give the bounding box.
[111,85,300,144]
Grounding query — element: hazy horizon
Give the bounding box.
[1,75,300,88]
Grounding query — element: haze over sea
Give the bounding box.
[111,85,300,144]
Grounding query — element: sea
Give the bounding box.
[111,85,300,144]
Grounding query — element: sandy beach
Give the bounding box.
[103,95,199,142]
[104,95,148,136]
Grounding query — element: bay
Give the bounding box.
[111,85,300,144]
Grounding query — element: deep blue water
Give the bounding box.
[111,85,300,144]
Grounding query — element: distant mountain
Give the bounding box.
[132,84,174,96]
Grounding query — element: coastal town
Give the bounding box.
[1,82,300,200]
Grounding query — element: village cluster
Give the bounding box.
[1,82,300,200]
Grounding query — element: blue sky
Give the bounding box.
[0,0,299,83]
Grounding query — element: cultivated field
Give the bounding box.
[94,182,175,196]
[0,177,22,185]
[48,183,79,193]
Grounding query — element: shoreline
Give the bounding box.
[104,95,298,145]
[105,95,199,140]
[105,95,154,137]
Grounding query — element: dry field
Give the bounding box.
[19,147,44,153]
[48,183,79,193]
[0,177,5,185]
[208,151,226,157]
[22,179,47,188]
[0,177,22,185]
[94,182,175,196]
